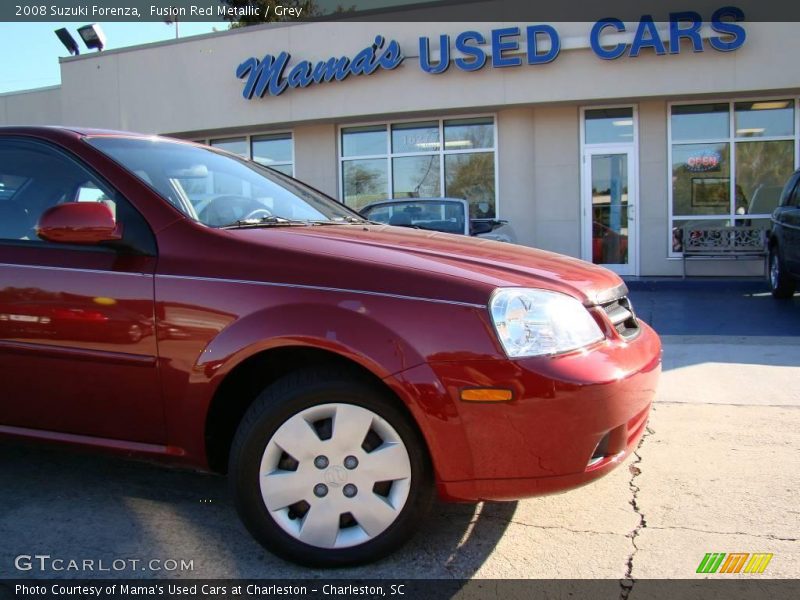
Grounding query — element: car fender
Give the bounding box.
[193,302,427,383]
[164,300,471,472]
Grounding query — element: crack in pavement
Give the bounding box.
[648,525,799,542]
[499,520,620,537]
[619,423,655,600]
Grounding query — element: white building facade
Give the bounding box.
[2,16,799,276]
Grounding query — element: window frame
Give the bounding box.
[0,136,156,256]
[667,96,800,258]
[578,103,641,276]
[336,113,500,218]
[786,173,800,208]
[196,130,295,177]
[581,106,638,146]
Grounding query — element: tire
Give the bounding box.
[228,367,434,567]
[768,245,796,299]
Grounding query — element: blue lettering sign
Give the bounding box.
[526,25,560,64]
[491,27,522,68]
[237,35,403,99]
[454,31,487,72]
[378,36,403,70]
[237,13,747,99]
[590,18,627,60]
[669,11,704,53]
[709,6,746,51]
[591,8,746,60]
[630,15,666,56]
[419,35,450,74]
[312,56,350,83]
[286,60,313,88]
[236,53,289,98]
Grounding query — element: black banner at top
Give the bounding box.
[2,0,800,23]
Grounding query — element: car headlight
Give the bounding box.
[489,288,605,358]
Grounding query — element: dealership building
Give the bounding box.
[1,15,799,277]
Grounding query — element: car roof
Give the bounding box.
[0,125,178,141]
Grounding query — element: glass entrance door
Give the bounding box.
[582,147,637,275]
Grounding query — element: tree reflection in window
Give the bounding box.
[445,153,495,218]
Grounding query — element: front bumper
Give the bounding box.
[388,321,661,502]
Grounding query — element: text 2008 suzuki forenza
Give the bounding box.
[0,127,660,566]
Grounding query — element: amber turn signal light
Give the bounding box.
[460,388,514,402]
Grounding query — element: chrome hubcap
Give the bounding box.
[259,403,412,549]
[770,253,780,288]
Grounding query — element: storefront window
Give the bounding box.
[584,108,634,144]
[669,99,798,255]
[444,117,494,150]
[444,153,495,218]
[671,103,729,141]
[735,101,795,138]
[252,134,293,175]
[342,158,388,210]
[392,155,440,198]
[208,133,295,176]
[392,121,439,153]
[671,142,731,216]
[735,140,794,213]
[342,125,387,157]
[341,117,497,217]
[210,137,248,158]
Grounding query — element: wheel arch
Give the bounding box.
[203,344,432,474]
[767,232,779,250]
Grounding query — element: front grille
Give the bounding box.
[588,432,611,466]
[599,296,640,340]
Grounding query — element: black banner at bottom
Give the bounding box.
[1,580,799,600]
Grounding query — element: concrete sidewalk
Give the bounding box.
[626,280,800,581]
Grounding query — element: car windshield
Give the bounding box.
[361,199,466,234]
[86,136,363,228]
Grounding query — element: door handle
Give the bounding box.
[628,204,635,221]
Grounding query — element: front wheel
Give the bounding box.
[228,368,433,567]
[768,245,796,299]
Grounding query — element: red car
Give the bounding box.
[0,127,661,567]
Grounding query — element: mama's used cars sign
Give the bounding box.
[236,6,746,100]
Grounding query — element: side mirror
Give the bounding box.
[36,202,123,244]
[470,220,495,236]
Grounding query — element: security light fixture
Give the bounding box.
[77,23,106,52]
[54,28,80,56]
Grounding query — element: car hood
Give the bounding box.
[223,224,626,306]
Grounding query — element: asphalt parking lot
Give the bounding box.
[1,279,798,585]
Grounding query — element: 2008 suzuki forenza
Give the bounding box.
[0,127,661,566]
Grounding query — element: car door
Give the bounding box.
[783,178,800,274]
[0,137,164,444]
[774,173,800,275]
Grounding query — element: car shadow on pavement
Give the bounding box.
[0,440,515,580]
